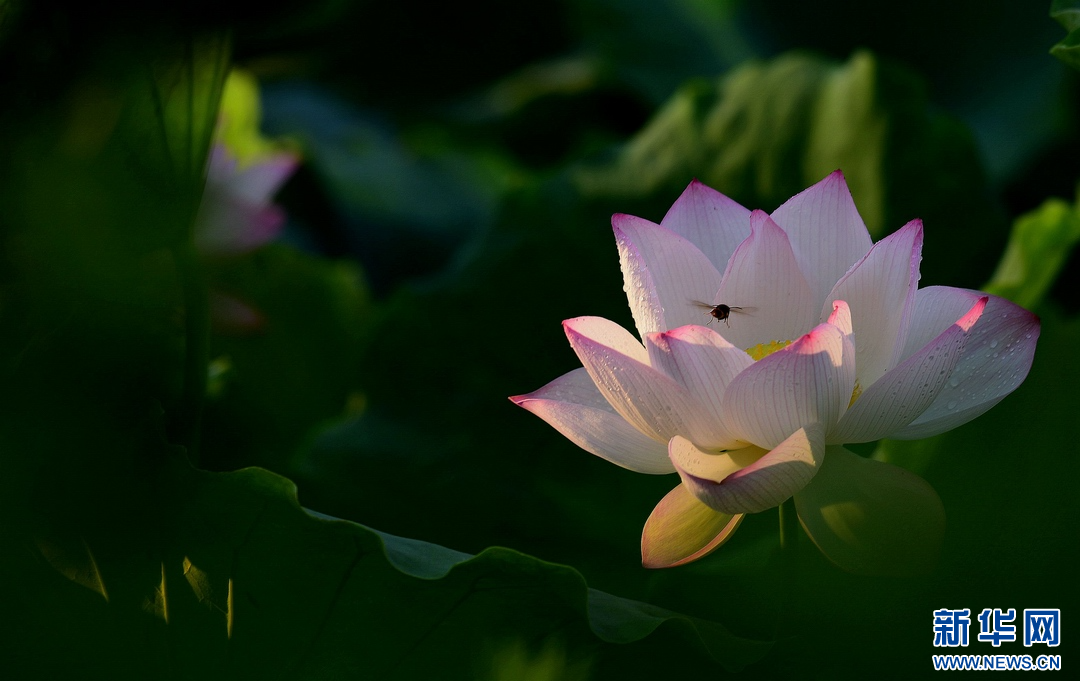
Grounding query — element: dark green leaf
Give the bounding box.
[570,0,752,104]
[1051,0,1080,31]
[201,244,370,473]
[2,456,771,679]
[573,50,1004,287]
[1050,0,1080,69]
[984,195,1080,309]
[1050,27,1080,71]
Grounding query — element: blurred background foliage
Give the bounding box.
[0,0,1078,678]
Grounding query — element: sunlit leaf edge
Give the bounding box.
[1050,1,1080,70]
[221,464,774,672]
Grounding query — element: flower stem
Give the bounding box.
[779,496,799,555]
[775,497,799,640]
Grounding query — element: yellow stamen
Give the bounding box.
[745,339,792,361]
[849,380,862,407]
[744,339,863,406]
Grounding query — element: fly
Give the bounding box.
[691,301,755,327]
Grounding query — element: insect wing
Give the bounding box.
[688,301,757,326]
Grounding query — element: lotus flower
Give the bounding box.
[196,143,298,257]
[195,142,299,334]
[511,171,1039,574]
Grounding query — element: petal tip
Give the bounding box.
[561,318,583,341]
[820,168,848,189]
[957,296,988,331]
[640,551,670,570]
[653,323,708,341]
[748,209,783,235]
[900,217,925,243]
[826,299,853,332]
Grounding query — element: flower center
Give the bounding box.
[745,339,863,406]
[744,339,792,361]
[849,380,862,407]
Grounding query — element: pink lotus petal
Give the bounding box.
[641,483,744,568]
[613,214,724,337]
[645,324,754,427]
[826,298,854,335]
[197,144,297,256]
[244,204,287,247]
[770,170,873,309]
[723,322,856,450]
[510,368,671,474]
[673,425,824,515]
[830,296,986,443]
[892,290,1040,439]
[230,152,300,204]
[563,317,739,449]
[897,285,983,359]
[826,300,857,422]
[206,144,238,183]
[195,195,286,255]
[794,445,945,576]
[659,179,752,274]
[668,435,766,482]
[826,299,855,356]
[712,211,818,350]
[823,219,923,390]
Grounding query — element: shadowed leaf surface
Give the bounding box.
[1,455,771,679]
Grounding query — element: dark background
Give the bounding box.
[0,1,1074,678]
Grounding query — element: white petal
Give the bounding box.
[711,211,819,350]
[206,144,237,183]
[669,435,766,482]
[195,193,286,255]
[892,290,1040,439]
[826,298,854,337]
[770,170,873,309]
[827,300,857,422]
[613,214,724,337]
[897,286,984,360]
[659,180,752,274]
[231,152,299,204]
[563,317,736,449]
[645,324,754,427]
[794,446,945,576]
[823,219,923,389]
[510,368,672,474]
[830,297,986,443]
[723,321,855,449]
[672,425,825,515]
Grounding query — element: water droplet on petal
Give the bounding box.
[947,400,957,410]
[989,340,998,349]
[949,377,959,388]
